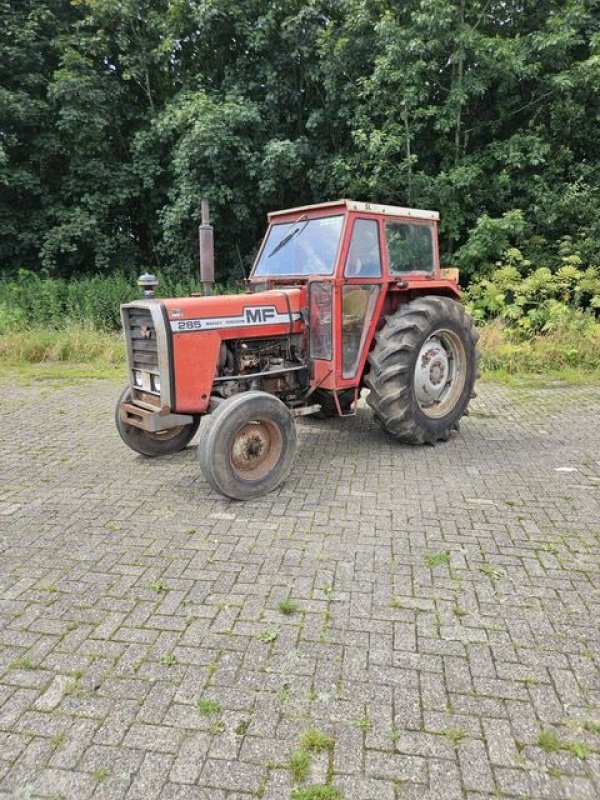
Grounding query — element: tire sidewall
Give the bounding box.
[199,392,297,500]
[405,309,476,436]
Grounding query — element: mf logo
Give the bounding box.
[244,306,276,324]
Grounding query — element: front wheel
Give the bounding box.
[365,297,479,444]
[198,391,297,500]
[115,387,200,457]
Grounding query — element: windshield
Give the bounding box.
[253,215,344,277]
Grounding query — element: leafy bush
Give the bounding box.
[0,270,240,332]
[453,210,527,279]
[465,249,600,335]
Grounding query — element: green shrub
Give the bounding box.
[465,249,600,336]
[0,270,241,332]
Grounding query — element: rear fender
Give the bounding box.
[357,282,463,384]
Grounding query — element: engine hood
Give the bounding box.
[162,287,305,338]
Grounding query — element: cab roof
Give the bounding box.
[267,199,439,222]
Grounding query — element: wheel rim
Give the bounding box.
[230,419,283,481]
[414,329,466,419]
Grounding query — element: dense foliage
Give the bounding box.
[0,269,205,331]
[466,248,600,332]
[1,0,598,282]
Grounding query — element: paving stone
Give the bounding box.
[0,378,599,798]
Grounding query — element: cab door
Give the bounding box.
[337,217,384,384]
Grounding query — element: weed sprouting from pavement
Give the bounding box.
[443,728,469,745]
[92,768,109,783]
[197,698,221,715]
[278,598,299,615]
[258,629,278,643]
[291,786,342,800]
[300,728,335,752]
[424,552,450,568]
[353,715,372,732]
[10,656,36,670]
[479,563,504,580]
[149,580,169,593]
[289,749,311,783]
[538,730,561,753]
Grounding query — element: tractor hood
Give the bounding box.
[162,287,306,339]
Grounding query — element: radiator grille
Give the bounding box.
[127,308,159,372]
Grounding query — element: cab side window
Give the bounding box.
[344,219,382,278]
[385,221,434,274]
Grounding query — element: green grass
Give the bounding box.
[149,580,169,593]
[278,598,300,615]
[289,749,312,783]
[0,326,124,366]
[10,656,37,670]
[352,715,372,732]
[300,728,335,752]
[291,787,342,800]
[197,698,222,715]
[538,729,561,754]
[51,732,67,749]
[443,728,469,745]
[537,729,589,760]
[2,295,600,392]
[479,563,504,580]
[424,551,451,568]
[566,741,589,760]
[92,767,109,783]
[478,320,600,377]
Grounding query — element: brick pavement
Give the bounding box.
[0,375,599,799]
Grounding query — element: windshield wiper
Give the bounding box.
[267,214,308,259]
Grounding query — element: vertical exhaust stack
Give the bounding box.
[199,198,215,296]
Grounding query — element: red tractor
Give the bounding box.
[116,199,478,499]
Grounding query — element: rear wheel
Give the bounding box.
[115,387,200,457]
[365,297,479,444]
[198,391,297,500]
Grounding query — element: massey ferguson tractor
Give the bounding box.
[116,199,478,500]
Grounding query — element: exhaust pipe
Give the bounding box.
[199,198,215,296]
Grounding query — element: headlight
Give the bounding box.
[151,374,161,392]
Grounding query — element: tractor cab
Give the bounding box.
[248,200,458,405]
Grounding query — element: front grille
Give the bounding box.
[127,308,159,372]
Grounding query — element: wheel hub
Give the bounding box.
[415,337,450,405]
[230,421,282,480]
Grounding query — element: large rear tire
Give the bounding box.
[365,297,479,444]
[198,391,297,500]
[115,387,200,457]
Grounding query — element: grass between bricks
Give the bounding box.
[197,698,221,715]
[537,729,589,760]
[291,788,342,800]
[288,729,336,786]
[278,597,300,615]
